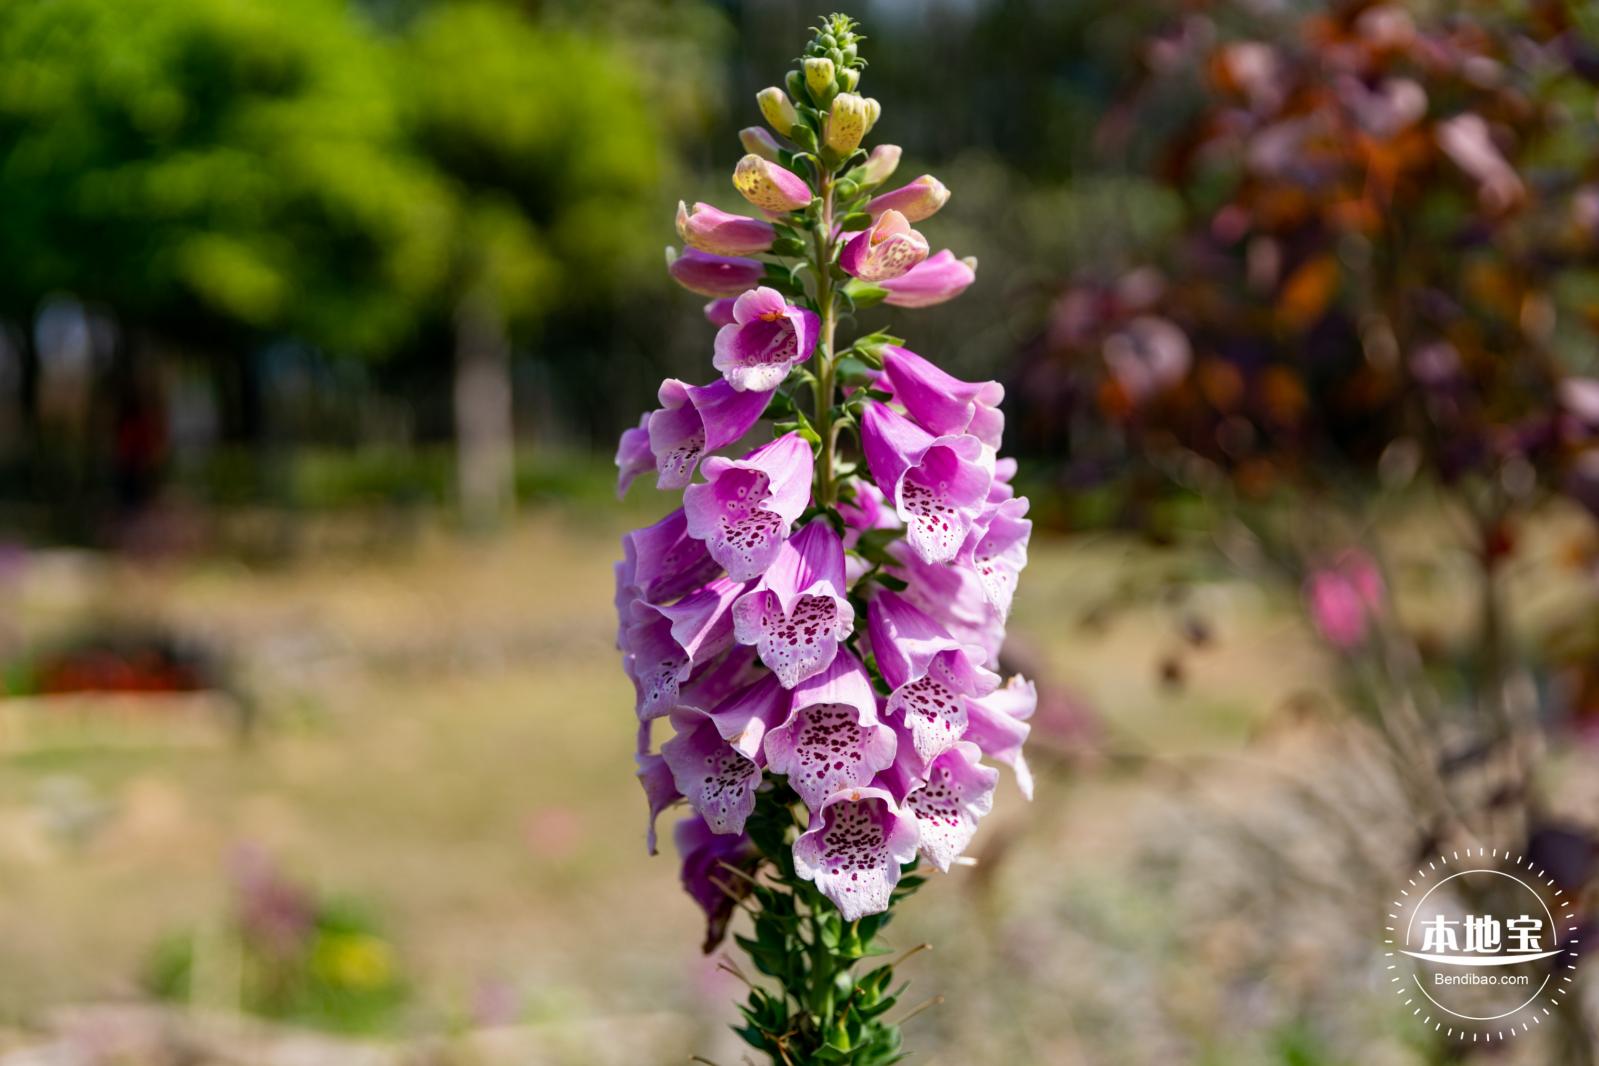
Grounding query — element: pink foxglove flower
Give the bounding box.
[614,415,653,497]
[616,508,720,608]
[869,589,999,766]
[862,402,994,564]
[615,17,1035,1058]
[683,432,813,581]
[868,174,950,222]
[881,345,1004,448]
[890,544,1006,667]
[668,247,766,297]
[792,787,920,922]
[674,816,759,951]
[636,748,679,855]
[857,144,902,187]
[677,201,777,257]
[959,495,1032,619]
[622,576,744,721]
[764,650,896,808]
[839,209,930,282]
[648,378,772,489]
[889,740,997,871]
[732,519,855,687]
[663,708,765,835]
[738,126,782,161]
[732,154,812,213]
[964,674,1037,799]
[878,249,977,308]
[705,671,791,764]
[712,287,821,393]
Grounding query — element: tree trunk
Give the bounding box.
[453,287,515,530]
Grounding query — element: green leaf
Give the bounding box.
[770,235,808,257]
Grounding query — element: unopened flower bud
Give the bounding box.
[738,127,782,162]
[677,201,776,256]
[785,69,806,103]
[733,154,813,213]
[869,174,950,223]
[824,93,870,155]
[839,67,860,92]
[877,249,977,308]
[757,87,798,137]
[857,144,902,186]
[666,247,766,297]
[804,57,836,104]
[862,97,882,133]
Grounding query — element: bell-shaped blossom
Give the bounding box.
[668,247,766,297]
[712,286,821,393]
[677,201,777,257]
[675,816,759,952]
[880,345,1004,448]
[764,650,895,809]
[878,250,977,308]
[965,674,1036,799]
[839,210,929,283]
[704,298,739,327]
[792,787,920,921]
[869,589,999,767]
[706,671,791,762]
[623,576,745,721]
[684,433,814,581]
[958,496,1032,620]
[862,402,993,564]
[887,541,1005,666]
[675,646,765,716]
[732,520,854,687]
[648,378,773,489]
[890,741,997,871]
[733,154,812,214]
[616,508,721,611]
[614,415,653,497]
[663,709,765,835]
[868,174,950,222]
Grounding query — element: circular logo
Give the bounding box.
[1385,847,1580,1042]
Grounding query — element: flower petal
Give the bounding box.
[791,788,920,921]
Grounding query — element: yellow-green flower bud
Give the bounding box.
[824,93,870,156]
[838,67,860,93]
[862,98,882,134]
[756,87,798,137]
[804,57,836,104]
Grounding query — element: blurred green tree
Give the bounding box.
[0,0,680,531]
[0,0,451,355]
[396,1,665,525]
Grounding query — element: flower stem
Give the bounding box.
[813,170,838,509]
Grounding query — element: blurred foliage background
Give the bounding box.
[5,1,1599,1064]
